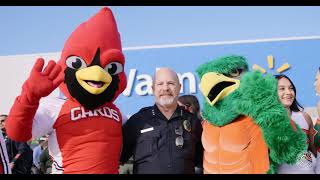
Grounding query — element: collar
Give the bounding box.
[152,104,183,120]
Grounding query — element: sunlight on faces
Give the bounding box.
[315,70,320,96]
[277,77,295,109]
[152,68,181,107]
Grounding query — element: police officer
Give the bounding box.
[120,67,203,174]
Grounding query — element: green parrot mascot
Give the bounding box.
[196,55,307,174]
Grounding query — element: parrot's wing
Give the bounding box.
[232,71,307,173]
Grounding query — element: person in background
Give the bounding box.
[314,67,320,118]
[39,142,52,174]
[32,136,48,174]
[0,115,7,140]
[178,94,203,174]
[120,67,203,174]
[275,74,317,174]
[1,114,33,174]
[118,156,133,174]
[0,117,11,174]
[313,67,320,174]
[7,136,34,174]
[178,95,203,123]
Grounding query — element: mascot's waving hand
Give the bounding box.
[196,55,307,174]
[5,7,127,174]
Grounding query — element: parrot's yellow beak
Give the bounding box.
[200,72,240,106]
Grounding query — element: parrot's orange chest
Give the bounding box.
[202,116,270,174]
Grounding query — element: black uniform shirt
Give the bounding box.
[120,104,203,174]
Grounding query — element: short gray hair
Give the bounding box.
[152,67,179,85]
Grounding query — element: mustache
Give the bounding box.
[160,93,173,96]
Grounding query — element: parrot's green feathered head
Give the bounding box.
[196,55,278,126]
[197,55,249,79]
[197,55,248,105]
[196,55,249,126]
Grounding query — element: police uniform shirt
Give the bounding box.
[120,104,203,174]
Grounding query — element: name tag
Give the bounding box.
[140,127,154,133]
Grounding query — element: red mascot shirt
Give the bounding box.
[33,97,122,174]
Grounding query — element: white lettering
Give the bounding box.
[178,72,196,94]
[111,109,120,122]
[93,108,106,116]
[123,69,136,97]
[70,106,120,122]
[103,107,113,118]
[81,107,94,118]
[71,107,81,121]
[135,74,153,96]
[122,68,198,97]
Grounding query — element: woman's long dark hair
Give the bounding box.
[274,74,304,112]
[178,95,203,121]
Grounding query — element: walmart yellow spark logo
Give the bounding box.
[252,55,290,74]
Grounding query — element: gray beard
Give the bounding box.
[158,96,175,106]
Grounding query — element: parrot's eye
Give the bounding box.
[66,56,87,70]
[105,62,123,75]
[228,68,244,78]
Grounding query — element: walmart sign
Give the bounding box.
[0,37,319,119]
[115,37,320,118]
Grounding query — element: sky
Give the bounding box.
[1,6,320,56]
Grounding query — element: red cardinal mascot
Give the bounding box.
[5,7,127,174]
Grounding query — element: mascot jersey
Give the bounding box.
[5,7,127,174]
